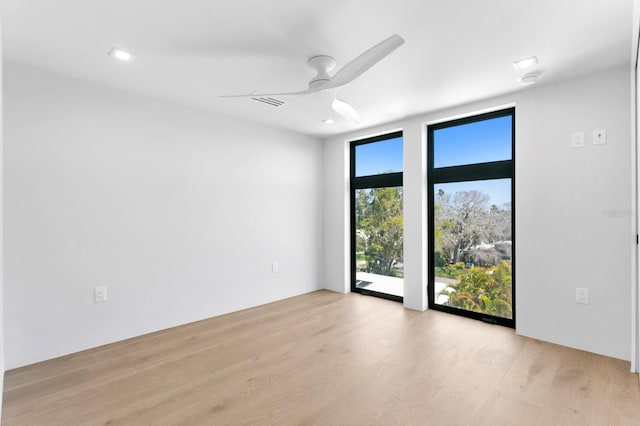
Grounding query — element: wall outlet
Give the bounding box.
[272,262,279,273]
[576,287,589,304]
[571,132,585,148]
[95,286,107,303]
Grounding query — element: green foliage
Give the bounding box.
[442,261,512,318]
[355,187,403,277]
[433,187,512,318]
[434,251,449,267]
[434,265,467,280]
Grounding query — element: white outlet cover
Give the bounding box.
[576,287,589,304]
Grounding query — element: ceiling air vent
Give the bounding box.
[251,97,285,107]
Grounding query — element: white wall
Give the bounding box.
[323,65,632,361]
[0,13,5,417]
[516,67,631,360]
[322,136,349,294]
[632,0,640,375]
[4,63,323,369]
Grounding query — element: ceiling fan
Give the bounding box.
[221,34,405,124]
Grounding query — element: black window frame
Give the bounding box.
[350,131,404,303]
[427,108,515,328]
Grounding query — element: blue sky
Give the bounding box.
[435,179,511,207]
[355,136,403,176]
[434,115,512,168]
[355,115,512,206]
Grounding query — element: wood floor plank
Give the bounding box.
[3,290,640,425]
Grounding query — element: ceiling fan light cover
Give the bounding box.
[332,98,361,124]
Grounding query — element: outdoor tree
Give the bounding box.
[355,187,403,277]
[435,189,511,264]
[436,190,490,264]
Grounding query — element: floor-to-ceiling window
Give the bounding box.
[428,108,515,327]
[351,131,403,301]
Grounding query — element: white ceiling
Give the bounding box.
[0,0,633,137]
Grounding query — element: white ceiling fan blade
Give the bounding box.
[220,83,329,98]
[328,34,404,90]
[332,98,361,124]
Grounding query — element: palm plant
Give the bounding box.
[442,261,512,318]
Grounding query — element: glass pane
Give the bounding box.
[355,186,404,297]
[433,115,512,168]
[433,179,512,319]
[355,137,403,177]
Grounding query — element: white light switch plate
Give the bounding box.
[593,129,606,145]
[95,286,107,302]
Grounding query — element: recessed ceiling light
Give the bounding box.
[323,118,334,124]
[512,56,538,70]
[108,47,134,62]
[518,72,541,85]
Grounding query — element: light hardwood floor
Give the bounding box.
[3,290,640,425]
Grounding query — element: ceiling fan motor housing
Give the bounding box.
[308,55,336,88]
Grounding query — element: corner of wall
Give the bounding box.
[631,0,640,373]
[1,13,5,417]
[322,136,350,294]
